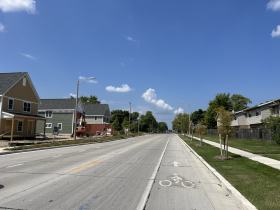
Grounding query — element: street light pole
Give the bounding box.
[74,77,96,140]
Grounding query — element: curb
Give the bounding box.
[0,135,147,156]
[179,135,257,210]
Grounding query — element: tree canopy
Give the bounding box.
[231,94,252,112]
[214,106,234,141]
[261,113,280,144]
[111,116,120,131]
[158,122,168,132]
[172,113,190,133]
[80,95,100,104]
[110,110,129,127]
[205,93,251,128]
[190,109,206,125]
[139,111,158,132]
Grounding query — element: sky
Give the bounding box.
[0,0,280,129]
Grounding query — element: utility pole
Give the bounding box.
[129,101,131,133]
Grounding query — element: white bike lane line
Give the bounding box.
[144,135,241,210]
[136,136,170,210]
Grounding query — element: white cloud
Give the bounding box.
[69,93,76,98]
[105,84,133,92]
[267,0,280,11]
[141,88,173,110]
[125,36,136,42]
[0,0,36,14]
[174,107,184,114]
[78,76,97,83]
[21,53,35,59]
[271,25,280,37]
[0,22,5,32]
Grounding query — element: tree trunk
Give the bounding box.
[191,132,193,141]
[200,133,202,146]
[219,134,222,156]
[223,138,226,157]
[226,135,228,159]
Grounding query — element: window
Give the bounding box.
[45,123,52,128]
[46,111,53,118]
[94,116,97,121]
[23,102,31,112]
[107,118,109,122]
[23,77,26,86]
[17,121,23,132]
[274,106,279,115]
[8,99,14,110]
[249,111,251,118]
[58,123,62,130]
[256,109,259,116]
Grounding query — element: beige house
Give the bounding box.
[231,98,280,128]
[0,72,46,140]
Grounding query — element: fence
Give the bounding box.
[207,128,272,141]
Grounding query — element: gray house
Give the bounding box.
[36,99,84,135]
[231,98,280,128]
[83,104,111,124]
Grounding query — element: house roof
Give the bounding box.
[3,111,46,119]
[235,97,280,114]
[39,99,81,110]
[0,72,28,95]
[83,104,110,116]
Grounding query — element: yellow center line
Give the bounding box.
[71,159,104,173]
[137,143,142,145]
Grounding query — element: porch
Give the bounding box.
[0,111,46,141]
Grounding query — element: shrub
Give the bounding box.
[120,130,125,135]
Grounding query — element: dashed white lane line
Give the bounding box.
[7,163,23,168]
[53,155,62,158]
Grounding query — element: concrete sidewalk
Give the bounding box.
[189,135,280,171]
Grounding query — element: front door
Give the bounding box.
[27,121,33,135]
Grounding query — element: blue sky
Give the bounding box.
[1,0,280,129]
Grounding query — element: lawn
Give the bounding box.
[179,135,280,210]
[191,134,280,154]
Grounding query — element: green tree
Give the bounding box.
[231,94,252,112]
[80,95,100,104]
[215,106,235,158]
[111,116,120,131]
[261,113,280,145]
[195,120,207,146]
[158,122,168,132]
[172,113,190,133]
[110,110,129,126]
[190,109,206,125]
[122,117,130,128]
[205,93,232,128]
[139,111,157,132]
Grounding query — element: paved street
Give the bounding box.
[0,134,240,210]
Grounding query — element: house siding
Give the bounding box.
[37,112,73,134]
[261,104,271,119]
[2,97,38,115]
[237,114,248,126]
[5,76,38,103]
[86,116,103,124]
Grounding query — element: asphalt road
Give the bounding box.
[0,134,240,210]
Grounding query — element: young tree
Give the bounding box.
[111,117,120,132]
[215,106,234,158]
[261,113,280,144]
[122,117,129,128]
[195,120,207,146]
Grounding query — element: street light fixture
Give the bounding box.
[74,77,96,140]
[180,101,191,136]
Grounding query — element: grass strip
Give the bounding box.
[179,135,280,210]
[192,134,280,155]
[5,133,145,151]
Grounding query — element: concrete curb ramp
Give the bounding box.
[178,135,257,210]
